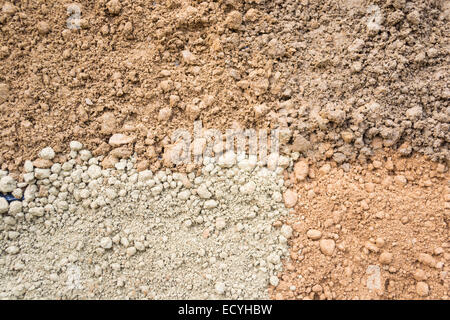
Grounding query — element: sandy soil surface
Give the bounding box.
[0,0,448,172]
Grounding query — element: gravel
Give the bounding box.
[69,141,83,152]
[319,239,336,256]
[0,176,16,193]
[0,198,8,214]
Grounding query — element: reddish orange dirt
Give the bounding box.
[272,151,449,300]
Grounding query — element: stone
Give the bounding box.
[136,160,149,172]
[0,198,8,214]
[51,163,62,174]
[379,252,393,265]
[8,201,22,215]
[100,237,113,249]
[319,239,335,256]
[178,190,191,200]
[319,164,331,175]
[418,253,436,268]
[307,229,322,240]
[333,152,346,164]
[135,242,145,251]
[254,104,268,117]
[237,157,257,171]
[158,107,172,121]
[348,39,365,52]
[416,282,429,297]
[216,217,226,230]
[398,142,412,156]
[240,181,256,194]
[215,282,226,295]
[197,184,212,199]
[126,247,136,256]
[39,147,55,160]
[109,134,136,147]
[87,165,102,179]
[115,161,126,171]
[280,225,293,239]
[405,106,423,121]
[375,237,385,248]
[365,241,379,253]
[272,191,283,203]
[269,275,279,286]
[70,141,83,151]
[2,2,17,15]
[283,190,297,208]
[79,150,92,161]
[291,135,310,153]
[267,153,279,171]
[29,207,44,217]
[0,176,16,193]
[407,10,421,25]
[6,246,20,255]
[225,11,242,30]
[181,50,196,64]
[33,159,53,168]
[436,164,446,173]
[110,147,132,159]
[244,8,258,22]
[106,0,122,15]
[24,160,34,173]
[105,188,117,200]
[4,216,15,225]
[138,170,153,183]
[277,156,290,168]
[267,252,281,264]
[191,138,206,158]
[34,168,51,180]
[394,175,407,186]
[413,269,427,281]
[204,199,218,209]
[37,21,50,34]
[102,155,119,169]
[312,284,323,292]
[218,151,236,168]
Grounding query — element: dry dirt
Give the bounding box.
[271,151,449,300]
